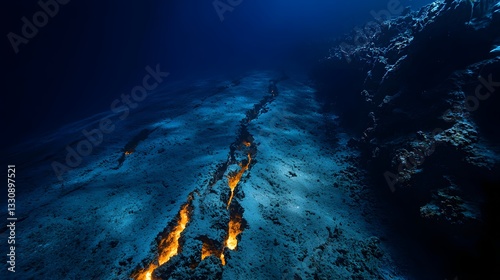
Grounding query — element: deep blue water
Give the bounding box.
[2,1,500,279]
[2,0,433,148]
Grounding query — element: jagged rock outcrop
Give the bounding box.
[312,0,500,270]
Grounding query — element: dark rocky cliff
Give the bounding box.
[312,0,500,277]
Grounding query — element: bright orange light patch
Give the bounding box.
[158,204,190,264]
[201,242,226,265]
[227,154,252,208]
[225,214,243,250]
[132,203,191,280]
[220,253,226,265]
[242,141,251,147]
[201,242,212,260]
[125,151,133,155]
[133,263,157,280]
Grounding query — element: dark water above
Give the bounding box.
[2,0,433,148]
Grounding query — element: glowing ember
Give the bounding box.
[158,204,190,263]
[133,263,157,280]
[132,203,191,280]
[201,242,226,265]
[220,253,226,265]
[227,154,252,208]
[201,242,212,260]
[225,214,243,250]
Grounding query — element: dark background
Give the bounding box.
[1,0,432,149]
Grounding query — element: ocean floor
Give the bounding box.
[2,71,421,279]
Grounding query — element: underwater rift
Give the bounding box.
[3,1,500,280]
[128,76,277,278]
[132,200,192,280]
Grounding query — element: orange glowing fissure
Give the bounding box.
[201,214,243,266]
[223,152,249,255]
[201,242,226,265]
[133,203,191,280]
[227,153,252,209]
[225,214,243,250]
[199,152,249,266]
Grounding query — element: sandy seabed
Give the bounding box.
[2,71,409,280]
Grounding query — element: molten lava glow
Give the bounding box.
[220,253,226,265]
[201,242,212,260]
[201,242,226,265]
[226,214,243,250]
[133,203,190,280]
[134,264,157,280]
[158,204,190,264]
[227,154,252,208]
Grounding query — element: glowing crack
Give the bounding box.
[201,241,226,265]
[225,213,243,250]
[132,202,191,280]
[227,153,252,209]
